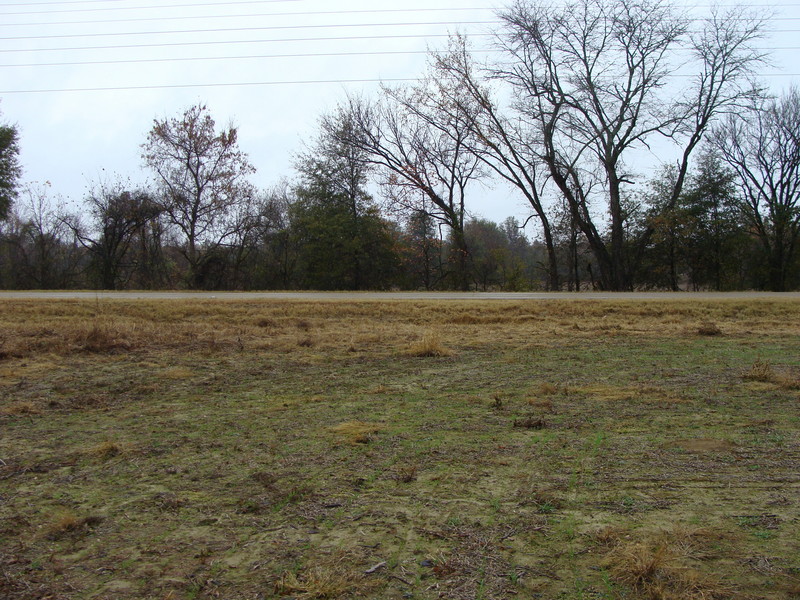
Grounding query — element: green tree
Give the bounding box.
[0,110,22,220]
[292,114,401,290]
[290,188,399,290]
[639,152,747,290]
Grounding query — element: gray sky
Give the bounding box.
[1,0,798,227]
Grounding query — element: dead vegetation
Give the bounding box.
[329,421,384,445]
[603,527,734,600]
[405,330,452,357]
[42,511,104,541]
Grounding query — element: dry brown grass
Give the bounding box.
[1,401,41,416]
[42,511,103,540]
[603,527,734,600]
[1,298,800,362]
[2,297,799,599]
[696,321,723,336]
[405,330,453,357]
[87,440,124,460]
[275,566,362,599]
[744,359,774,382]
[329,421,384,445]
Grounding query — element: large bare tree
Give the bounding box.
[710,88,800,291]
[490,0,766,290]
[433,0,764,290]
[430,36,562,290]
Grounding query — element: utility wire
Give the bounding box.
[0,48,499,68]
[0,20,500,42]
[0,32,494,54]
[3,46,798,69]
[2,9,799,28]
[2,71,797,95]
[0,7,497,28]
[1,0,125,4]
[2,0,799,10]
[0,78,421,94]
[2,31,798,55]
[1,0,301,16]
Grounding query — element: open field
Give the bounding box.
[1,298,799,599]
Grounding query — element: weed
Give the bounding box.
[775,373,800,390]
[297,337,315,348]
[406,331,452,357]
[79,321,131,353]
[43,511,103,540]
[395,464,418,483]
[526,397,554,412]
[697,322,723,336]
[536,382,559,395]
[275,566,361,599]
[251,471,278,488]
[1,401,40,416]
[744,359,774,382]
[603,527,733,599]
[513,415,547,429]
[329,421,384,445]
[522,488,564,514]
[491,394,504,410]
[88,440,123,460]
[155,492,185,511]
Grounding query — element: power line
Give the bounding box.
[4,6,794,29]
[0,0,301,16]
[3,9,799,29]
[2,71,797,95]
[4,46,799,69]
[0,0,124,5]
[0,32,494,54]
[0,20,500,42]
[2,31,797,56]
[0,7,497,28]
[3,0,799,10]
[0,49,486,68]
[0,78,421,94]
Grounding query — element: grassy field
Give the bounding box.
[1,297,799,600]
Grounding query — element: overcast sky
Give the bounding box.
[1,0,798,227]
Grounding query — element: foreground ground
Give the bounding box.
[0,298,799,599]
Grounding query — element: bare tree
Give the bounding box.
[489,0,765,290]
[430,36,562,290]
[142,104,255,288]
[710,88,800,291]
[325,77,485,290]
[64,181,161,289]
[12,184,82,288]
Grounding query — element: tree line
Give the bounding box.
[1,0,799,291]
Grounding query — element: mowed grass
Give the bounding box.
[1,297,799,600]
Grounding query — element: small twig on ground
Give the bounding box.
[389,574,413,586]
[364,561,386,575]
